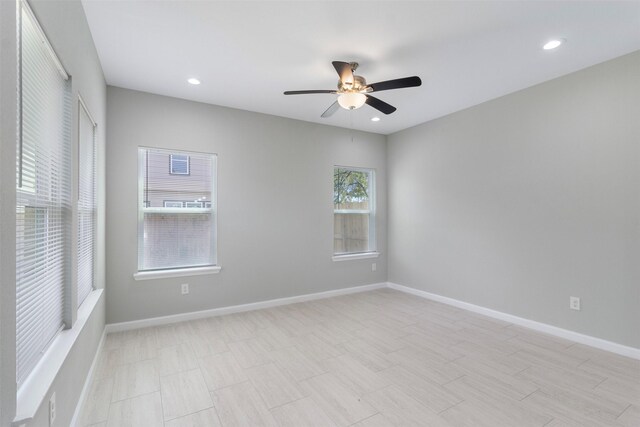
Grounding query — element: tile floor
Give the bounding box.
[79,289,640,426]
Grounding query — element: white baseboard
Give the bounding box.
[103,279,638,360]
[105,282,387,333]
[387,282,640,360]
[70,328,106,427]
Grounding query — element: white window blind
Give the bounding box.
[78,98,97,307]
[333,167,376,255]
[16,0,72,386]
[138,148,216,271]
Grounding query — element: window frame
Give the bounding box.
[77,94,97,308]
[332,165,377,258]
[137,147,218,275]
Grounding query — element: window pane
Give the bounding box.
[141,212,213,270]
[145,151,210,207]
[334,168,369,210]
[170,154,190,175]
[334,213,369,254]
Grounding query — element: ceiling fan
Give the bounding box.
[284,61,421,118]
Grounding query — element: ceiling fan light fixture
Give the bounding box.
[337,92,366,110]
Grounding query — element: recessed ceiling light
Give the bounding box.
[371,117,380,122]
[187,78,201,85]
[543,39,564,50]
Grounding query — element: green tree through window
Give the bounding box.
[334,168,369,206]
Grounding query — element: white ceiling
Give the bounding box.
[81,1,640,135]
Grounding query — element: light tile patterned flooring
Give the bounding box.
[80,289,640,426]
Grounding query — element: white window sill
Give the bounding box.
[15,289,103,426]
[133,265,222,281]
[332,252,380,262]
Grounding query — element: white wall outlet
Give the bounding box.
[569,296,581,311]
[49,392,56,426]
[181,283,189,295]
[371,263,377,272]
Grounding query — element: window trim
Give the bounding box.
[169,153,190,175]
[138,147,218,273]
[332,251,380,262]
[133,265,221,281]
[333,165,376,257]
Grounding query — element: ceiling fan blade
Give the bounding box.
[321,101,340,118]
[365,95,397,115]
[332,61,354,86]
[367,76,422,92]
[284,90,337,95]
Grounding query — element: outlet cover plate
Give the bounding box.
[49,392,56,426]
[569,296,581,311]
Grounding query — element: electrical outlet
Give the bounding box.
[371,263,377,272]
[49,392,56,426]
[569,296,581,311]
[181,283,189,295]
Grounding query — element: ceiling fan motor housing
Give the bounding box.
[338,75,368,92]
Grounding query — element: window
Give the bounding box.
[333,167,376,255]
[170,154,190,175]
[77,97,97,307]
[163,201,184,208]
[139,148,216,271]
[16,0,72,385]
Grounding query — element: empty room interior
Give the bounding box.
[1,1,639,426]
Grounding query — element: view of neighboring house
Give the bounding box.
[142,149,212,208]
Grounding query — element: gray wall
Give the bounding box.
[1,1,19,424]
[388,51,640,348]
[0,0,107,425]
[106,87,387,324]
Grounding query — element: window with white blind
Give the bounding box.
[138,148,216,271]
[333,167,376,255]
[77,97,97,307]
[16,0,72,385]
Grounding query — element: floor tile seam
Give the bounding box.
[110,381,161,404]
[207,378,253,394]
[108,389,161,410]
[529,387,628,421]
[615,403,633,421]
[262,392,307,412]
